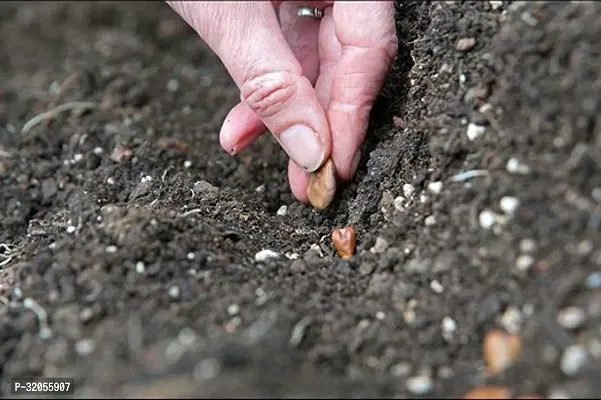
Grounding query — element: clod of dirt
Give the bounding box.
[156,137,189,153]
[331,226,356,260]
[463,386,511,399]
[306,159,336,210]
[455,37,476,52]
[110,144,133,163]
[483,329,521,375]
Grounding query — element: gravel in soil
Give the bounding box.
[1,1,601,398]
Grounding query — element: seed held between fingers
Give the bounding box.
[306,159,336,210]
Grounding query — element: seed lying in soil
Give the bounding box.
[331,226,356,259]
[306,159,336,210]
[463,385,511,399]
[483,329,522,375]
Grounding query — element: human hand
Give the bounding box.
[167,1,397,204]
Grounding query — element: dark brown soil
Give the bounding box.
[1,1,601,398]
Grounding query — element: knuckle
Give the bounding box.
[240,71,298,119]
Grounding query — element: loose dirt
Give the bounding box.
[1,1,600,398]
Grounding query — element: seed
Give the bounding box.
[463,386,511,399]
[483,329,522,375]
[332,226,356,260]
[306,159,336,210]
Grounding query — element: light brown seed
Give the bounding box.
[483,329,522,375]
[332,226,356,259]
[306,159,336,210]
[463,386,511,399]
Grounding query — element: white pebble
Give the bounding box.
[466,123,486,141]
[515,254,535,272]
[560,345,588,376]
[66,226,76,234]
[93,147,104,155]
[406,375,433,395]
[73,153,84,163]
[276,205,288,216]
[430,280,444,293]
[489,0,503,10]
[519,238,537,253]
[168,285,180,299]
[500,306,522,333]
[105,245,118,253]
[255,184,265,193]
[376,311,386,320]
[107,177,115,185]
[420,194,428,204]
[427,181,443,194]
[167,78,180,92]
[75,339,96,356]
[370,237,389,254]
[403,184,415,198]
[393,196,405,212]
[254,249,280,262]
[557,307,586,330]
[500,196,520,215]
[227,304,240,316]
[135,261,145,274]
[442,316,456,335]
[506,157,531,174]
[479,209,497,229]
[186,252,195,260]
[425,215,436,226]
[184,160,192,168]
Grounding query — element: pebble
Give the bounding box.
[424,215,437,226]
[442,316,457,338]
[557,307,586,330]
[168,285,180,299]
[105,245,118,253]
[456,37,476,52]
[254,249,280,262]
[135,261,145,274]
[391,362,412,377]
[370,237,389,254]
[255,184,265,193]
[403,183,415,198]
[519,238,537,253]
[66,226,76,234]
[489,0,503,10]
[506,157,531,175]
[75,339,96,356]
[276,205,287,216]
[560,345,588,376]
[585,272,601,289]
[227,304,240,316]
[515,254,535,272]
[430,280,444,293]
[393,196,405,212]
[406,375,433,395]
[500,196,520,215]
[183,160,192,168]
[479,210,497,229]
[427,181,443,194]
[466,123,486,141]
[167,78,180,92]
[499,307,522,333]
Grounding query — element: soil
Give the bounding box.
[1,1,601,398]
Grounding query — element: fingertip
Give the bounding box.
[288,159,310,203]
[219,102,266,155]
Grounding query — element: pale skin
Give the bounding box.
[167,1,398,203]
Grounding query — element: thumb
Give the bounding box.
[168,1,331,173]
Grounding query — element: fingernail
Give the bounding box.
[278,124,324,172]
[350,150,361,177]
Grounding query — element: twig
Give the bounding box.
[21,101,98,135]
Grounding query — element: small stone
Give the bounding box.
[187,252,195,260]
[489,1,503,10]
[479,210,497,229]
[167,78,180,92]
[370,237,389,254]
[500,196,520,216]
[276,205,287,216]
[585,272,601,289]
[66,226,76,234]
[135,261,145,274]
[255,184,265,193]
[255,249,280,263]
[406,375,433,395]
[466,123,486,141]
[403,184,416,198]
[110,145,132,163]
[442,316,457,339]
[560,345,588,376]
[456,37,476,52]
[430,280,444,293]
[184,160,192,168]
[483,329,522,375]
[75,339,96,356]
[557,307,586,330]
[425,215,436,226]
[499,306,522,333]
[577,240,593,256]
[392,116,404,127]
[506,157,531,175]
[168,285,180,299]
[519,238,537,253]
[515,254,535,272]
[105,245,118,253]
[427,181,443,194]
[193,180,219,198]
[227,304,240,316]
[393,196,405,212]
[391,362,412,377]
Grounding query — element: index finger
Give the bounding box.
[327,1,397,180]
